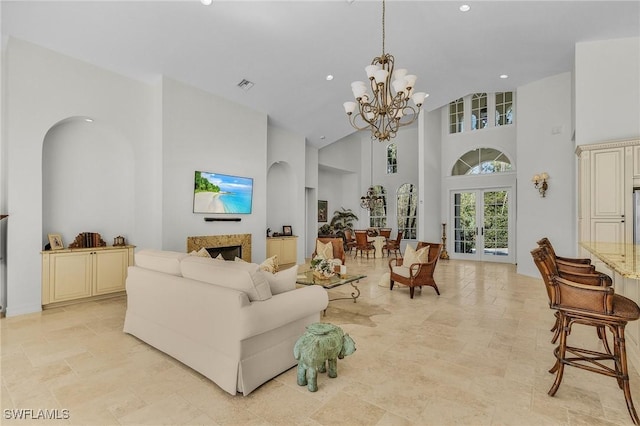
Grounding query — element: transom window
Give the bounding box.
[451,148,513,176]
[386,143,397,174]
[397,183,418,240]
[449,98,464,134]
[471,93,488,130]
[369,185,387,228]
[495,92,514,126]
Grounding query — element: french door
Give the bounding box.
[451,188,513,262]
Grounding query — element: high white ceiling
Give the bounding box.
[2,1,639,148]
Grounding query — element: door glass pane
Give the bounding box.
[483,190,508,256]
[453,192,476,254]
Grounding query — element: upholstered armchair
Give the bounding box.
[389,242,442,298]
[311,237,346,265]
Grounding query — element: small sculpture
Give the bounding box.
[293,322,356,392]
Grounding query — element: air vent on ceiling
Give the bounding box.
[237,79,255,91]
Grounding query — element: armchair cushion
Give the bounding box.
[404,244,429,265]
[315,240,334,260]
[391,265,412,278]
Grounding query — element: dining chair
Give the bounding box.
[383,230,403,257]
[353,230,376,259]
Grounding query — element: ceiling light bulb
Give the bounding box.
[326,75,334,81]
[500,74,509,79]
[201,0,213,5]
[459,5,470,12]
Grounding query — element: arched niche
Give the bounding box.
[42,116,134,247]
[267,161,296,234]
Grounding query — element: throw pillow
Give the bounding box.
[262,264,297,295]
[315,240,333,260]
[188,247,212,258]
[215,253,225,260]
[234,256,245,262]
[403,244,430,266]
[259,255,279,274]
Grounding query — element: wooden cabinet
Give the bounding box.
[577,140,636,245]
[42,245,134,307]
[266,236,297,266]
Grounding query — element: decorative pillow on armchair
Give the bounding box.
[315,240,333,260]
[259,255,279,274]
[403,244,429,265]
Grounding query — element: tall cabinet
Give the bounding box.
[577,140,636,247]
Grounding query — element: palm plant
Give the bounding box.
[329,207,359,233]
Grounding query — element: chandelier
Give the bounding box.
[360,186,383,210]
[343,0,427,142]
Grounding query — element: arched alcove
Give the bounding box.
[267,161,296,234]
[42,116,134,247]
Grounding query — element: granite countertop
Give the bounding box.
[580,241,640,279]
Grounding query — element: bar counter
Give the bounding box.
[580,241,640,279]
[580,241,640,372]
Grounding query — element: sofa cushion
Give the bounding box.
[403,244,429,266]
[180,256,272,301]
[135,249,188,276]
[262,265,297,295]
[259,255,279,273]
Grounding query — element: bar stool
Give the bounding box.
[532,247,640,425]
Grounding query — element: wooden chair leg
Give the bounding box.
[597,326,612,355]
[615,325,640,425]
[549,315,568,397]
[409,286,415,299]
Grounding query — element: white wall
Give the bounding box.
[4,38,156,316]
[267,125,306,263]
[575,37,640,146]
[42,118,134,247]
[516,72,575,277]
[161,77,268,262]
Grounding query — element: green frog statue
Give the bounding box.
[293,322,356,392]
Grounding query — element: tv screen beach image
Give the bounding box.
[193,171,253,214]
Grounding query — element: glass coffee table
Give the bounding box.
[296,270,366,303]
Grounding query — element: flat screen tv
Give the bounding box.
[193,171,253,214]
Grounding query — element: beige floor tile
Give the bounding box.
[2,257,639,425]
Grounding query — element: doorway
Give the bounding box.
[451,188,513,262]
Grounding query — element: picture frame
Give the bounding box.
[282,225,293,236]
[318,200,328,222]
[48,234,64,250]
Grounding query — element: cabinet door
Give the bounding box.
[266,239,281,259]
[590,148,625,218]
[280,238,297,264]
[49,252,92,303]
[93,249,128,295]
[590,218,625,244]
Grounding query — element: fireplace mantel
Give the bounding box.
[187,234,251,262]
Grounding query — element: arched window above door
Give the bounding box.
[451,148,512,176]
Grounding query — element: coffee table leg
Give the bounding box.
[328,279,361,304]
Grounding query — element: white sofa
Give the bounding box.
[123,249,328,396]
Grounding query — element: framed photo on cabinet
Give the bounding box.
[48,234,64,250]
[282,225,293,236]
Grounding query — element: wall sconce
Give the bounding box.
[532,172,549,197]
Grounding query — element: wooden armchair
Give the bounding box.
[343,229,357,254]
[389,242,442,298]
[378,228,392,240]
[311,237,346,265]
[353,230,376,258]
[383,230,403,257]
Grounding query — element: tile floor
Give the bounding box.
[1,255,639,425]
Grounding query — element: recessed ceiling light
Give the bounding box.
[320,136,326,140]
[84,118,94,122]
[326,75,334,81]
[459,4,470,12]
[201,0,212,5]
[500,74,509,79]
[237,79,255,91]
